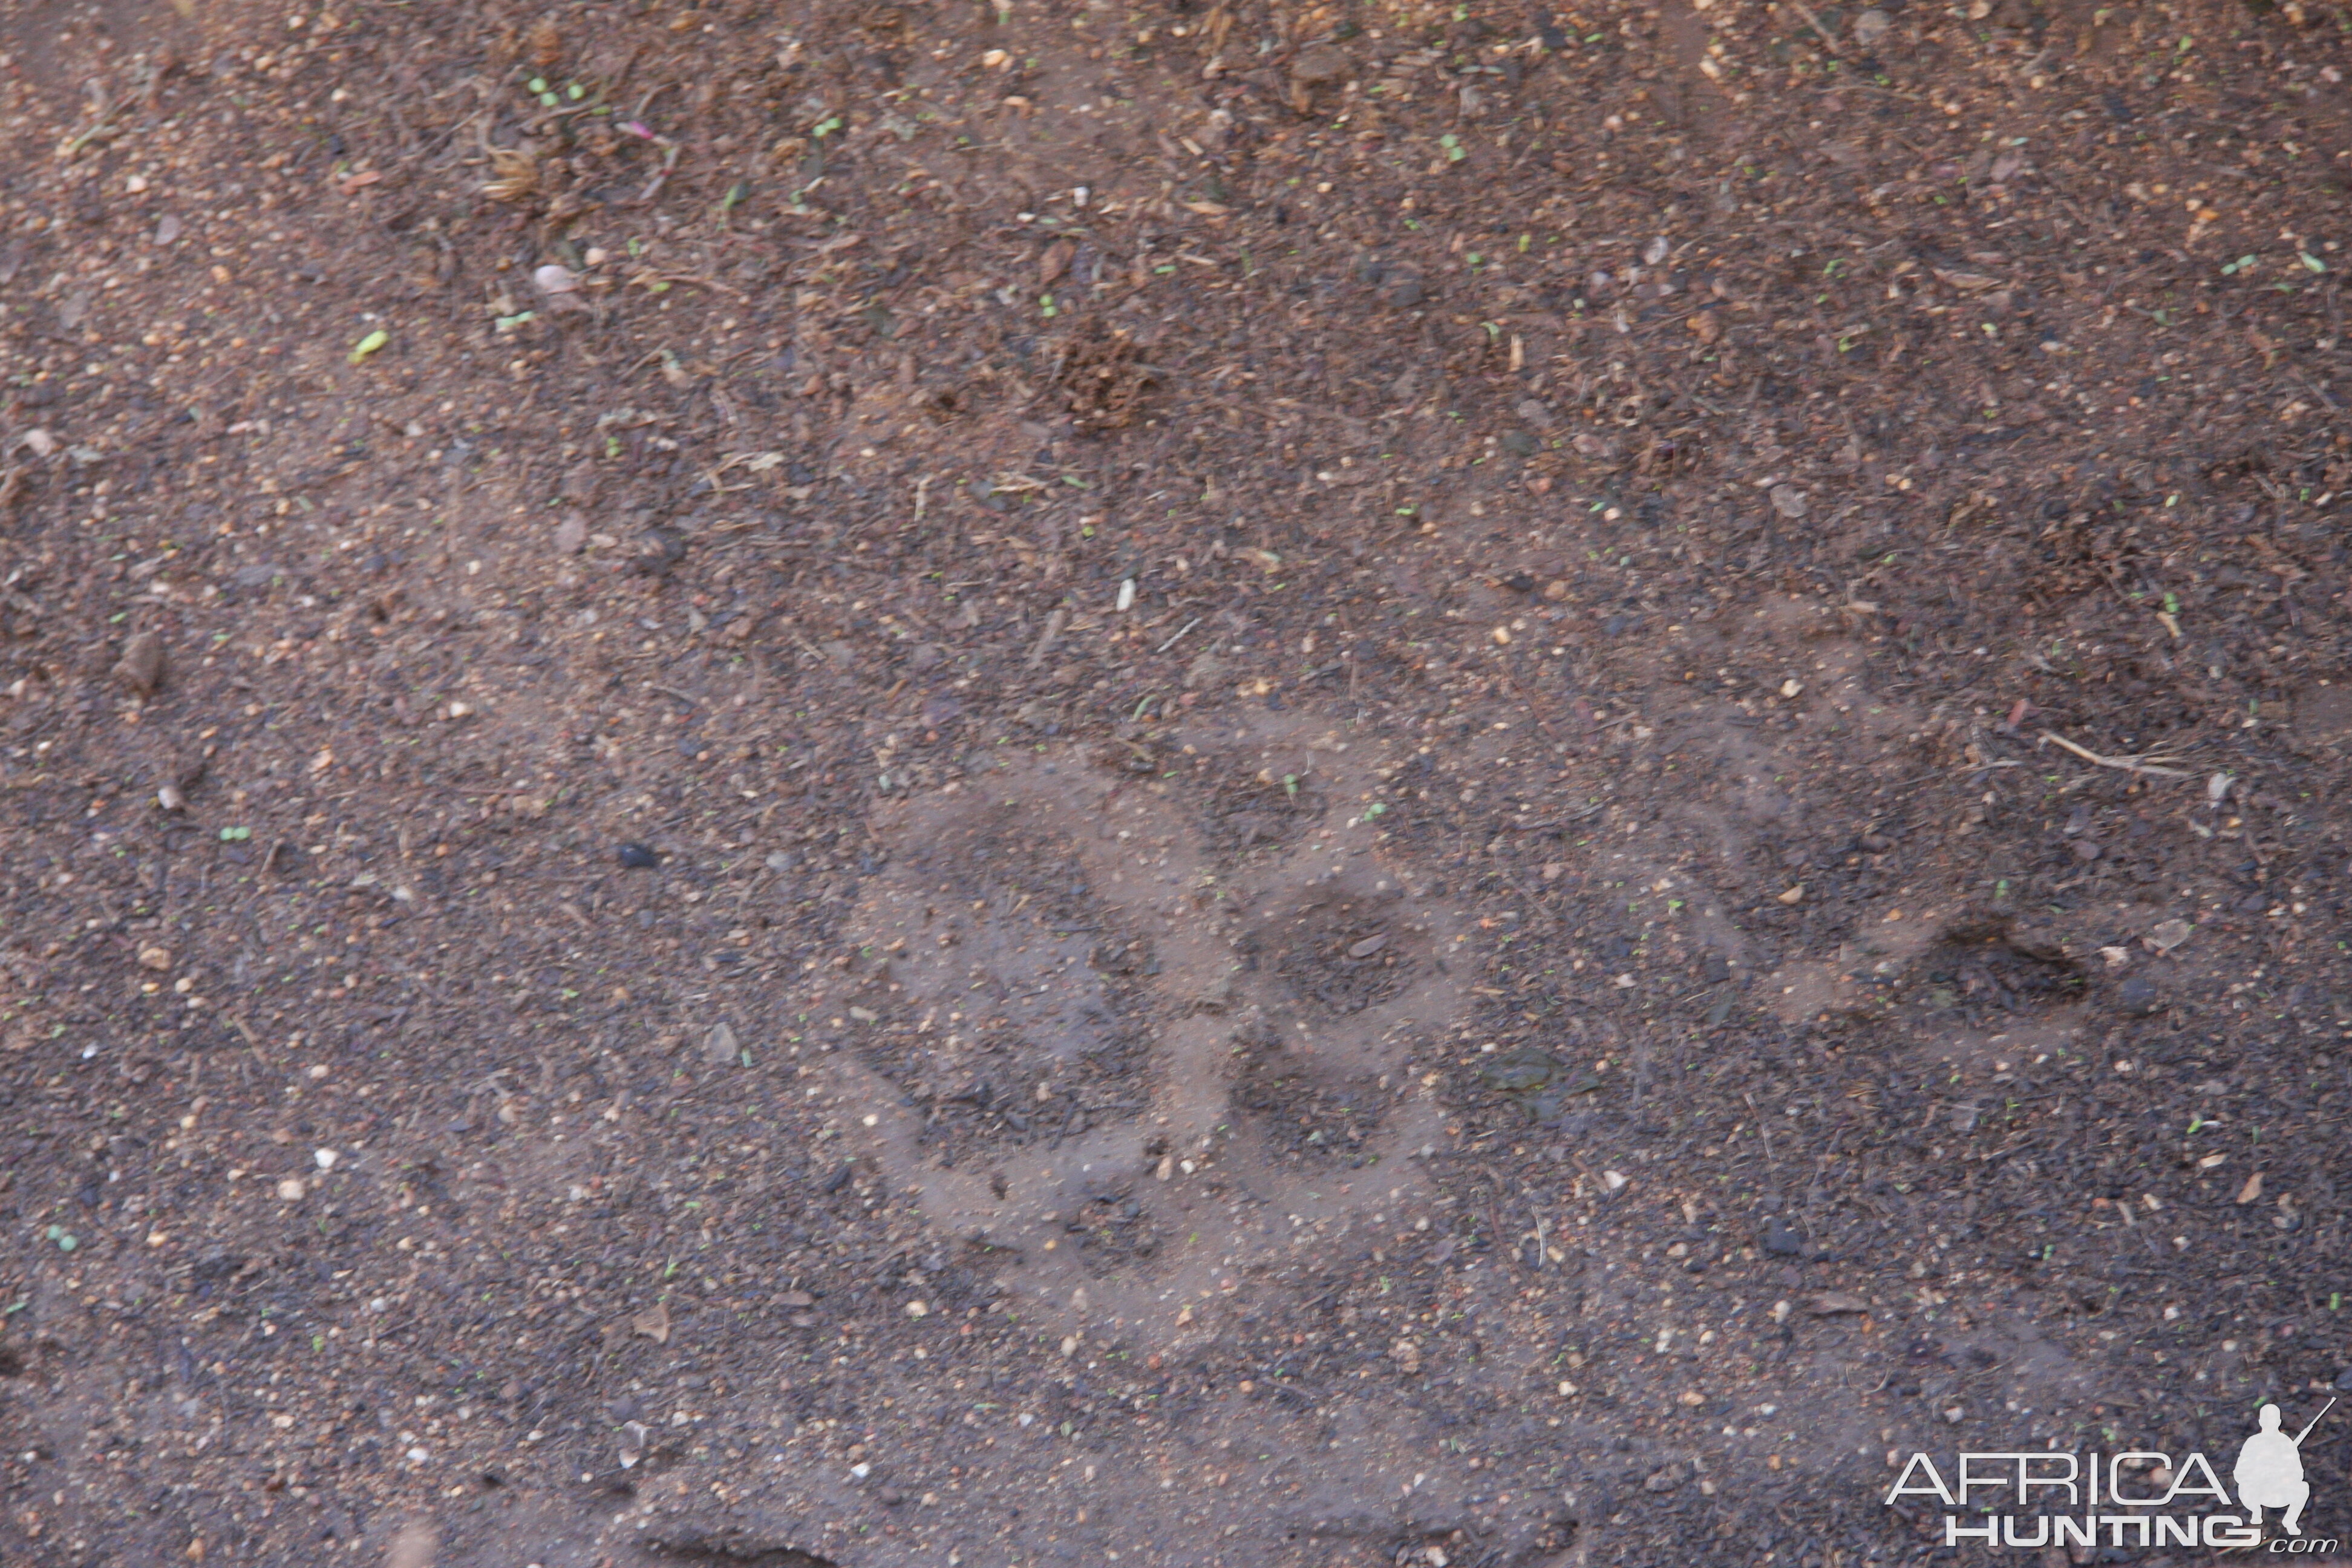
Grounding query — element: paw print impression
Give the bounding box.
[836,716,1466,1323]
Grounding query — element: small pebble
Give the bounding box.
[616,842,660,869]
[115,630,166,696]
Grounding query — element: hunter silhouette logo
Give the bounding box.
[1886,1397,2339,1550]
[2238,1398,2334,1537]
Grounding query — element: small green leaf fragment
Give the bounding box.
[348,328,389,365]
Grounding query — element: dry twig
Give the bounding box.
[2037,731,2193,779]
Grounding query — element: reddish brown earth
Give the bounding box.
[3,0,2352,1563]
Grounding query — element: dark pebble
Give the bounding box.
[2337,1368,2352,1391]
[2116,975,2160,1015]
[1762,1216,1807,1258]
[822,1161,855,1194]
[1501,571,1537,593]
[616,842,660,869]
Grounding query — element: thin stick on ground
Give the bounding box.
[1787,0,1846,56]
[2038,731,2194,779]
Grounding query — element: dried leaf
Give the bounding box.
[527,16,563,69]
[482,148,538,203]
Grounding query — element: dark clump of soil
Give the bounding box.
[1907,920,2089,1025]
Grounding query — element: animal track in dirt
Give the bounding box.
[831,713,1466,1325]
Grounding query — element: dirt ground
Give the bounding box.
[4,0,2352,1562]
